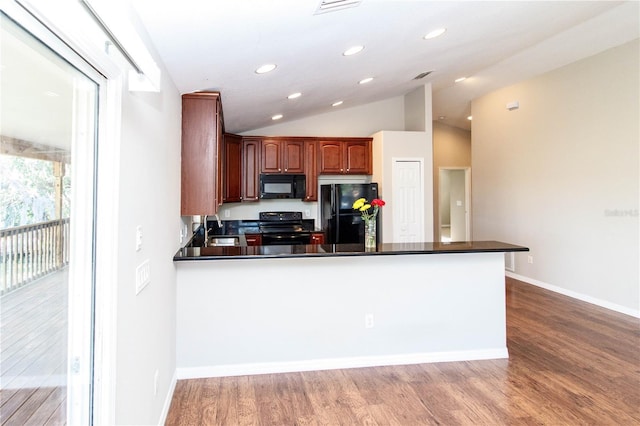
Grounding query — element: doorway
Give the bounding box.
[438,167,471,242]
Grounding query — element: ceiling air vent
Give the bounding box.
[413,71,434,80]
[314,0,363,14]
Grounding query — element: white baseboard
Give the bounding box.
[176,348,508,380]
[157,369,178,426]
[506,272,640,319]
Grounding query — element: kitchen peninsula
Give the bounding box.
[174,241,528,379]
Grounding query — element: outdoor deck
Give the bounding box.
[0,269,67,425]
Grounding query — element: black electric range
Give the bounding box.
[258,211,312,245]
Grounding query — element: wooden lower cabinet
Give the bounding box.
[310,232,325,244]
[244,234,262,246]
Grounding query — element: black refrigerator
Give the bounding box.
[320,183,380,244]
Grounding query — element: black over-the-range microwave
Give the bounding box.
[259,173,306,199]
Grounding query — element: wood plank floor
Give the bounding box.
[0,270,67,426]
[166,277,640,426]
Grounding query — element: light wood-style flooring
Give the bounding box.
[166,277,640,425]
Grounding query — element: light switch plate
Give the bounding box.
[135,225,143,251]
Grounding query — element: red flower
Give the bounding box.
[371,199,385,207]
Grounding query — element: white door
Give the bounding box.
[392,159,424,242]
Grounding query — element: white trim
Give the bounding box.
[506,272,640,319]
[176,348,508,380]
[157,370,178,426]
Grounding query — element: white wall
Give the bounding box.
[242,96,405,137]
[371,130,433,243]
[110,6,182,425]
[472,39,639,316]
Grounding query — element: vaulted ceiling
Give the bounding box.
[130,0,639,133]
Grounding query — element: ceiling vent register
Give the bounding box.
[314,0,363,14]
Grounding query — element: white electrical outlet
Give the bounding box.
[135,260,151,294]
[224,210,230,218]
[305,210,311,217]
[365,313,374,329]
[527,255,533,264]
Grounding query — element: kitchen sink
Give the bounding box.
[208,236,240,247]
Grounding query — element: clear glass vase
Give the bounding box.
[364,217,377,250]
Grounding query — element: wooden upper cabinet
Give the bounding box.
[318,139,372,175]
[181,92,222,215]
[223,133,242,203]
[344,140,372,174]
[242,137,260,201]
[261,139,305,173]
[304,141,318,202]
[318,141,344,174]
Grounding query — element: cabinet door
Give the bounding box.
[181,93,220,215]
[344,140,372,174]
[282,140,305,173]
[261,139,282,173]
[242,138,260,201]
[244,234,262,246]
[223,133,242,202]
[304,141,318,201]
[310,232,325,244]
[318,141,344,174]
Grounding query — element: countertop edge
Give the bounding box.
[173,241,529,262]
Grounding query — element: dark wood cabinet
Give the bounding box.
[261,139,305,174]
[310,232,325,244]
[223,133,242,203]
[242,137,260,201]
[304,141,318,202]
[244,234,262,246]
[319,139,372,175]
[181,92,222,215]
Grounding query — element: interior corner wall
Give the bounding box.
[404,86,426,131]
[113,7,182,425]
[471,39,639,316]
[432,122,471,240]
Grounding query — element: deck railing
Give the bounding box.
[0,218,70,294]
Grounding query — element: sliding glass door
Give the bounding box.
[1,10,101,424]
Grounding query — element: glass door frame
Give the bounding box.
[2,1,123,424]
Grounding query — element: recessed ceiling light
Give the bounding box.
[467,116,473,121]
[288,92,302,99]
[271,114,283,120]
[332,101,344,107]
[43,91,60,97]
[343,45,364,56]
[439,116,446,120]
[454,77,467,83]
[255,64,277,74]
[359,77,374,85]
[424,28,446,40]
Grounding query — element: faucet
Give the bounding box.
[202,215,208,244]
[214,214,223,228]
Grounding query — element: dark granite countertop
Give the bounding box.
[173,240,528,261]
